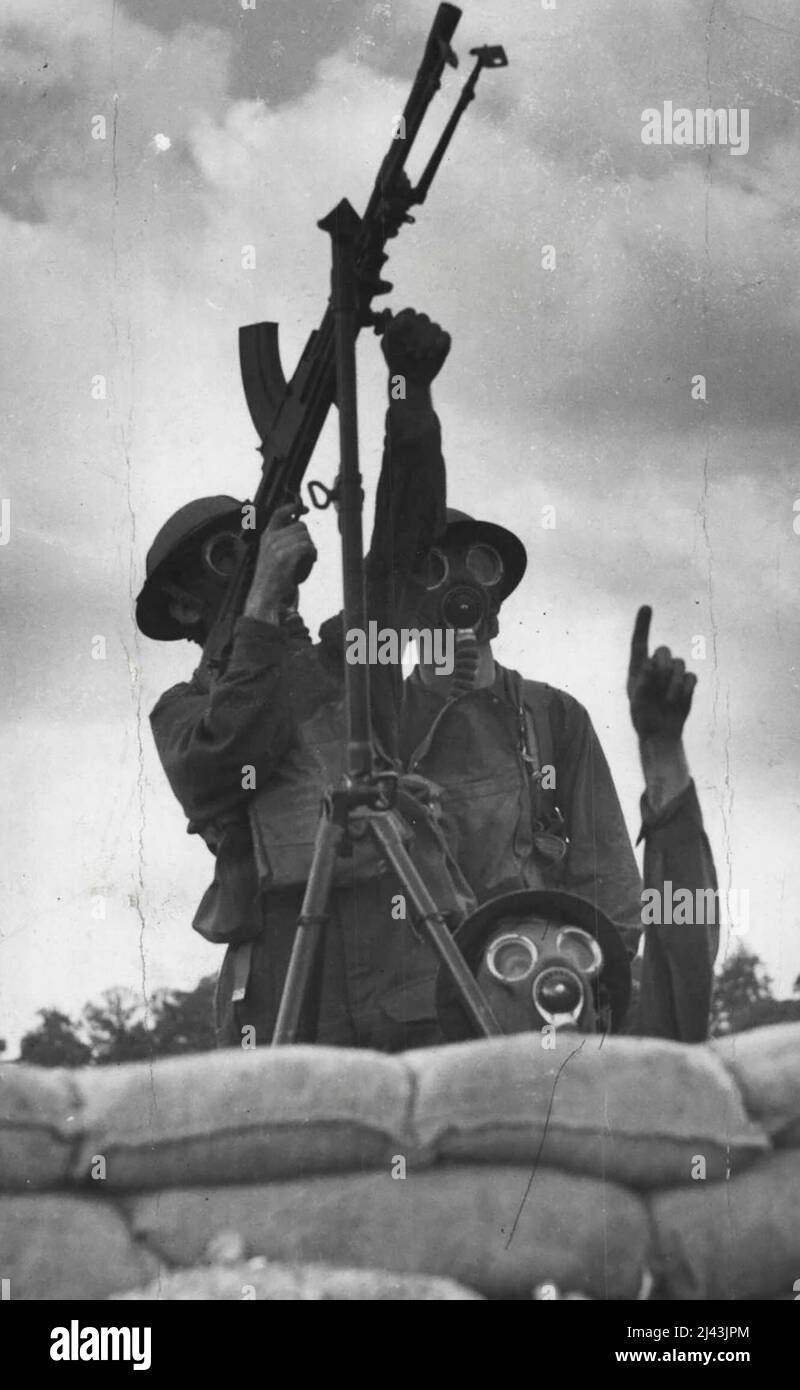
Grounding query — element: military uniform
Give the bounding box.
[152,619,718,1046]
[149,397,715,1047]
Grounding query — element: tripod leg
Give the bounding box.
[368,812,502,1039]
[271,811,345,1046]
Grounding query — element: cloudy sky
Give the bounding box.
[2,0,799,1051]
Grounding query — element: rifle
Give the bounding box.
[202,3,508,676]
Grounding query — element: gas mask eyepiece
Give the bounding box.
[423,543,504,596]
[554,928,603,979]
[201,529,242,581]
[485,932,538,983]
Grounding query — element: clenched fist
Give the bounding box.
[627,605,697,742]
[244,502,317,625]
[381,307,451,387]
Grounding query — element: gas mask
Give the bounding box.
[419,539,504,637]
[475,916,604,1034]
[165,526,304,634]
[436,889,632,1042]
[159,530,244,635]
[411,540,505,692]
[200,520,307,626]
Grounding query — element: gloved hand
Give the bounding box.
[381,307,451,386]
[627,605,697,742]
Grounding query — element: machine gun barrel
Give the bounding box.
[203,4,507,676]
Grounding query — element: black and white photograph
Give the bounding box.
[2,0,799,1334]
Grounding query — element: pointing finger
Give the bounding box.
[629,605,652,677]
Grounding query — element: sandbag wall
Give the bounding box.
[1,1024,799,1300]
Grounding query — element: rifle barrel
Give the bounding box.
[363,3,461,223]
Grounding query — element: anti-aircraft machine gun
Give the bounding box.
[202,6,511,1044]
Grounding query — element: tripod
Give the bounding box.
[271,200,500,1046]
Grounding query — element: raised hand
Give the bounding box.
[627,605,697,742]
[245,502,317,624]
[381,307,451,386]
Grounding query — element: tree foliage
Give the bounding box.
[18,976,216,1066]
[710,947,800,1035]
[18,1008,93,1068]
[13,949,800,1062]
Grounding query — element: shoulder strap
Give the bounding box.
[518,677,565,832]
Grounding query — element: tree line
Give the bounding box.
[10,977,216,1066]
[3,948,799,1066]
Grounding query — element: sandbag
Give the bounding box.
[122,1165,650,1300]
[112,1260,483,1300]
[74,1046,411,1190]
[0,1065,84,1190]
[407,1032,769,1187]
[73,1030,769,1193]
[712,1023,800,1146]
[650,1150,800,1300]
[0,1194,159,1299]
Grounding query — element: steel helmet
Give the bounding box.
[436,888,632,1041]
[136,495,243,641]
[435,508,527,602]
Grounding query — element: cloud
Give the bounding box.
[120,0,416,105]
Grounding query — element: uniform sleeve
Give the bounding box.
[365,400,447,601]
[364,400,447,757]
[556,695,643,949]
[635,780,719,1042]
[150,616,294,825]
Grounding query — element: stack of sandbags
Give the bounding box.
[712,1022,800,1147]
[1,1025,797,1300]
[650,1023,800,1300]
[89,1033,769,1298]
[0,1066,159,1298]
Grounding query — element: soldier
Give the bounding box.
[394,507,644,947]
[138,310,470,1052]
[436,607,720,1043]
[137,310,683,1049]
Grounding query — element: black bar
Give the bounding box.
[7,1294,795,1360]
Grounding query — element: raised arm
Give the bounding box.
[366,308,450,608]
[151,506,318,826]
[627,605,719,1041]
[364,308,451,753]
